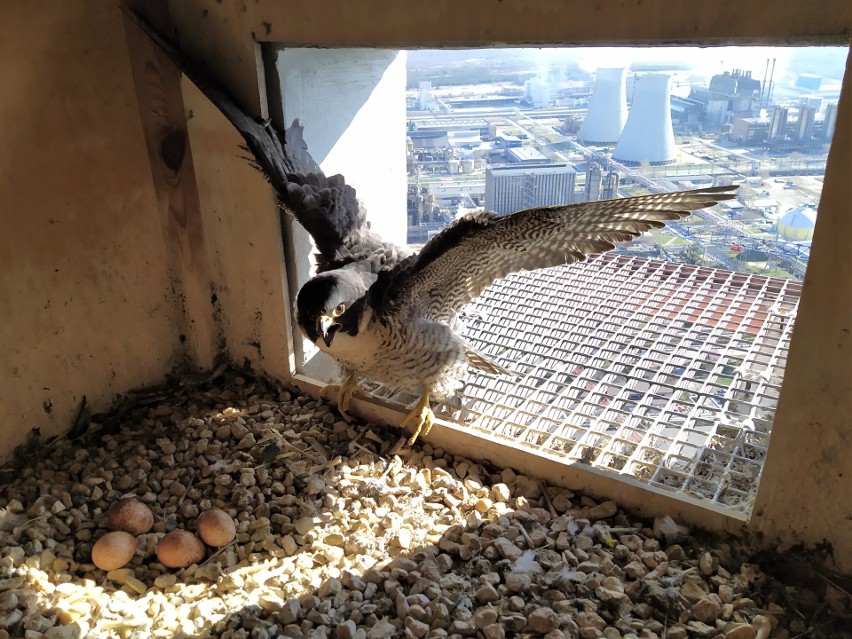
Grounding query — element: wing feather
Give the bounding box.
[375,186,737,323]
[124,7,397,271]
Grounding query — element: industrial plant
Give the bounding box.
[406,52,840,282]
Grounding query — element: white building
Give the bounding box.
[485,163,576,214]
[418,81,436,111]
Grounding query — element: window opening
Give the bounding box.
[274,44,846,517]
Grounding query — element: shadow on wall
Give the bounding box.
[0,367,846,638]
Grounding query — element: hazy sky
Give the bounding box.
[410,46,848,85]
[566,46,847,81]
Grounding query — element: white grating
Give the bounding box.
[372,254,801,515]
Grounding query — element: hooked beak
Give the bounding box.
[317,315,341,348]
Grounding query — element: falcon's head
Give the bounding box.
[295,270,369,348]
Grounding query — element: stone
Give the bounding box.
[685,621,718,639]
[527,607,559,633]
[448,619,476,636]
[624,561,647,579]
[366,620,396,639]
[576,612,607,630]
[724,623,757,639]
[586,501,617,521]
[693,596,722,624]
[652,515,680,542]
[681,579,709,603]
[663,627,687,639]
[483,623,505,639]
[475,583,500,602]
[492,484,511,502]
[475,606,499,629]
[505,572,532,592]
[698,552,716,576]
[405,617,429,638]
[492,538,522,560]
[278,599,301,625]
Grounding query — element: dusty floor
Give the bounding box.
[0,366,849,639]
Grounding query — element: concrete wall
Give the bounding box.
[751,51,852,564]
[0,2,192,461]
[275,48,408,380]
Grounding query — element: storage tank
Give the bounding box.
[613,74,677,166]
[461,159,475,174]
[578,68,627,146]
[447,159,460,174]
[778,205,817,242]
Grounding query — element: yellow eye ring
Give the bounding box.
[332,303,346,317]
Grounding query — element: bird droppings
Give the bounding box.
[0,367,849,639]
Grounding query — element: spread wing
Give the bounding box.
[374,186,737,324]
[125,7,394,271]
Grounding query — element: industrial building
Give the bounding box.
[769,105,789,141]
[689,69,761,129]
[797,104,817,141]
[583,162,620,201]
[485,163,576,214]
[824,102,839,139]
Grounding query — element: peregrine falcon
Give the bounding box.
[130,11,737,444]
[294,185,736,444]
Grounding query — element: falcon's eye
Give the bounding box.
[332,303,346,317]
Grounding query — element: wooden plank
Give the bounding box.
[122,0,219,369]
[167,0,851,118]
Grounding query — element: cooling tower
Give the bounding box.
[578,68,627,146]
[613,74,677,166]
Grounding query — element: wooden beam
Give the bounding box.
[122,0,220,368]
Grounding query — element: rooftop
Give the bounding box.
[487,162,575,175]
[508,146,548,163]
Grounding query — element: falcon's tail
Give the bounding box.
[464,345,511,376]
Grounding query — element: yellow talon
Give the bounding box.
[320,374,359,421]
[400,392,434,446]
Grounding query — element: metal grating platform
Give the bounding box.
[374,254,801,515]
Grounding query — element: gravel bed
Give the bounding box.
[0,367,848,639]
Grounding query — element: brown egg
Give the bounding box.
[156,530,206,568]
[196,509,237,547]
[107,498,154,535]
[91,531,138,571]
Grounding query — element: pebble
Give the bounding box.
[475,583,500,602]
[505,572,532,592]
[586,500,618,521]
[527,607,559,633]
[483,624,506,639]
[577,612,607,630]
[492,537,522,560]
[725,623,757,639]
[0,368,803,639]
[693,595,722,623]
[699,551,716,575]
[475,606,499,628]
